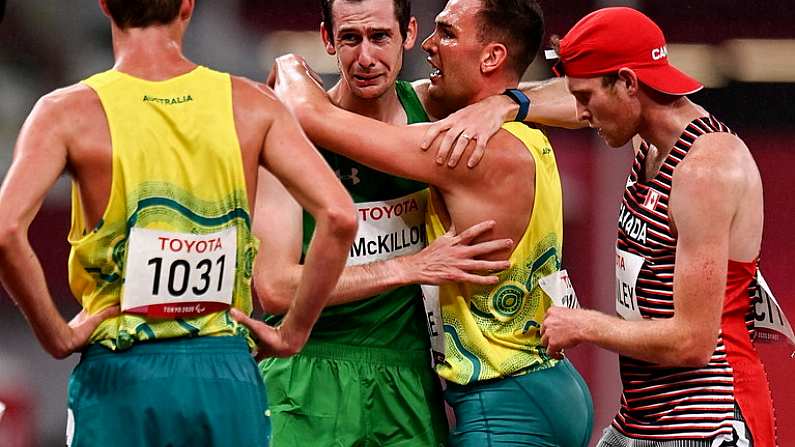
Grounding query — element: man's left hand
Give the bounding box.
[541,306,591,358]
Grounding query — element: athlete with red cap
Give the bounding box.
[537,7,777,447]
[414,5,779,446]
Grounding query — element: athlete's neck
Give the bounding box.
[637,96,706,161]
[110,24,196,81]
[328,80,407,125]
[425,75,518,119]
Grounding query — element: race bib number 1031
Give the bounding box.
[122,227,237,318]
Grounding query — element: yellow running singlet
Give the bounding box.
[426,122,564,385]
[69,67,258,350]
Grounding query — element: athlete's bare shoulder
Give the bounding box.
[231,76,281,110]
[33,83,97,117]
[470,126,535,182]
[230,75,291,131]
[673,132,753,209]
[23,82,105,147]
[681,132,751,180]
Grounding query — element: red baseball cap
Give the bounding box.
[554,7,703,96]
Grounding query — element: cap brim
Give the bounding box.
[634,64,703,96]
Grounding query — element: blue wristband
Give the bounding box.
[503,88,531,122]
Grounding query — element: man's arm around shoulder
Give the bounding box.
[252,85,511,315]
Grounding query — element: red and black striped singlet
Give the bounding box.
[612,116,776,445]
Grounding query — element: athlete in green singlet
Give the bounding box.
[253,1,512,445]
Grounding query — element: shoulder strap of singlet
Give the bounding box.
[631,141,651,179]
[395,80,430,124]
[642,114,734,172]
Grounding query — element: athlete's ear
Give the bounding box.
[98,0,111,18]
[618,68,639,96]
[403,17,418,50]
[321,22,336,55]
[481,42,508,75]
[180,0,194,22]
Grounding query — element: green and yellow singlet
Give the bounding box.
[426,122,564,385]
[69,67,258,351]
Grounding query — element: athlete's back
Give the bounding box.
[60,72,287,226]
[0,2,356,445]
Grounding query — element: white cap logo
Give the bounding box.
[651,45,668,61]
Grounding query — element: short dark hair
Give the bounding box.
[105,0,183,29]
[321,0,411,42]
[477,0,544,78]
[601,74,620,87]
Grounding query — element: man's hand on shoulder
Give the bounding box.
[267,54,329,120]
[420,94,517,169]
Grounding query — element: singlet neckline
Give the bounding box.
[111,65,204,85]
[636,116,713,185]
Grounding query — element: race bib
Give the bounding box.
[348,191,427,266]
[421,284,445,366]
[122,227,237,318]
[65,408,74,447]
[615,248,644,321]
[710,420,750,447]
[753,271,795,346]
[538,269,580,309]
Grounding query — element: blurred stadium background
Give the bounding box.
[0,1,792,445]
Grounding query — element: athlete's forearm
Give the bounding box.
[279,206,357,340]
[0,231,73,358]
[519,78,584,129]
[273,56,444,185]
[581,310,713,367]
[329,259,412,305]
[473,80,581,129]
[259,257,413,315]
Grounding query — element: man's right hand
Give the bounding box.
[49,305,120,359]
[400,220,513,286]
[230,308,308,359]
[267,54,324,90]
[267,54,328,115]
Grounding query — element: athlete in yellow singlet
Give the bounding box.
[270,1,593,445]
[425,122,564,385]
[72,66,261,351]
[0,1,356,446]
